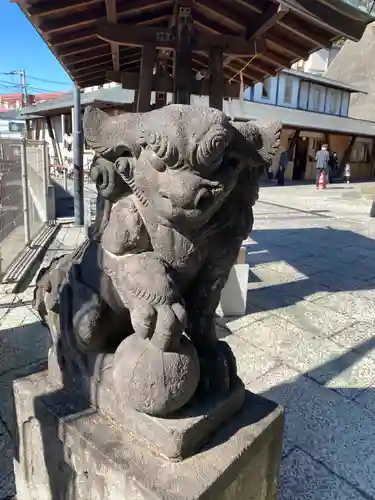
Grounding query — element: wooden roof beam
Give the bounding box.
[50,28,98,47]
[39,0,172,36]
[63,46,112,66]
[106,70,242,98]
[193,0,246,33]
[220,0,263,15]
[116,0,172,20]
[57,41,109,58]
[71,56,114,73]
[64,47,139,68]
[96,22,266,56]
[75,64,114,79]
[265,33,309,59]
[245,4,289,40]
[39,8,107,35]
[258,51,291,69]
[278,18,331,48]
[105,0,120,72]
[280,0,365,41]
[28,0,101,18]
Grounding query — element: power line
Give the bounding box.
[27,85,64,94]
[27,74,72,86]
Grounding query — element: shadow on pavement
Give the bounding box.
[245,226,375,314]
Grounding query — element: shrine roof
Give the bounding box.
[12,0,375,89]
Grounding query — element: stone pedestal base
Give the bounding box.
[14,371,284,500]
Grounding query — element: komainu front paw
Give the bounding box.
[198,340,237,394]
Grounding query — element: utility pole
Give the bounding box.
[6,70,28,107]
[73,86,84,226]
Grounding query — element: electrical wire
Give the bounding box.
[0,72,71,87]
[27,75,72,86]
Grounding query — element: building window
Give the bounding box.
[350,142,371,163]
[8,121,25,133]
[262,78,271,99]
[283,76,293,104]
[308,85,325,111]
[328,90,341,114]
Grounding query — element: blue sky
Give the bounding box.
[0,2,73,94]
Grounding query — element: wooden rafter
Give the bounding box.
[279,17,330,48]
[96,22,265,56]
[105,0,120,71]
[12,0,373,90]
[28,0,101,17]
[245,4,289,40]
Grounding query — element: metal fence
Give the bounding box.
[0,137,53,278]
[24,139,50,240]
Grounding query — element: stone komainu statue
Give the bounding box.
[34,104,281,417]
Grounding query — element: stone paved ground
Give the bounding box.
[1,182,375,499]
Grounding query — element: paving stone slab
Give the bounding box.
[236,316,375,397]
[307,270,363,293]
[0,420,15,499]
[312,293,375,324]
[273,301,354,338]
[0,319,50,377]
[279,448,367,500]
[246,286,302,312]
[220,333,281,386]
[252,365,375,498]
[331,322,375,353]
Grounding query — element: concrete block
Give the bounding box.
[217,264,249,317]
[14,370,284,500]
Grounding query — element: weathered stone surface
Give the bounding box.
[14,371,284,500]
[279,448,368,500]
[252,365,375,498]
[32,104,282,422]
[237,316,375,396]
[47,346,245,461]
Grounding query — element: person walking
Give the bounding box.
[315,144,330,189]
[328,151,338,184]
[344,162,351,184]
[277,150,289,186]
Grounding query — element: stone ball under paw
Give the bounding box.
[112,334,200,416]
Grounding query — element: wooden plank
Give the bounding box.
[39,9,106,35]
[137,43,156,112]
[265,34,308,59]
[245,4,289,40]
[28,0,101,17]
[105,0,120,72]
[278,18,330,48]
[70,55,112,72]
[63,46,111,66]
[280,0,365,41]
[193,0,246,32]
[106,70,242,98]
[209,47,224,110]
[96,22,266,56]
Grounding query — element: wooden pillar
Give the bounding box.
[132,90,139,112]
[338,136,356,175]
[137,43,156,113]
[209,47,224,110]
[173,5,193,105]
[370,137,375,180]
[288,130,300,160]
[155,57,168,109]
